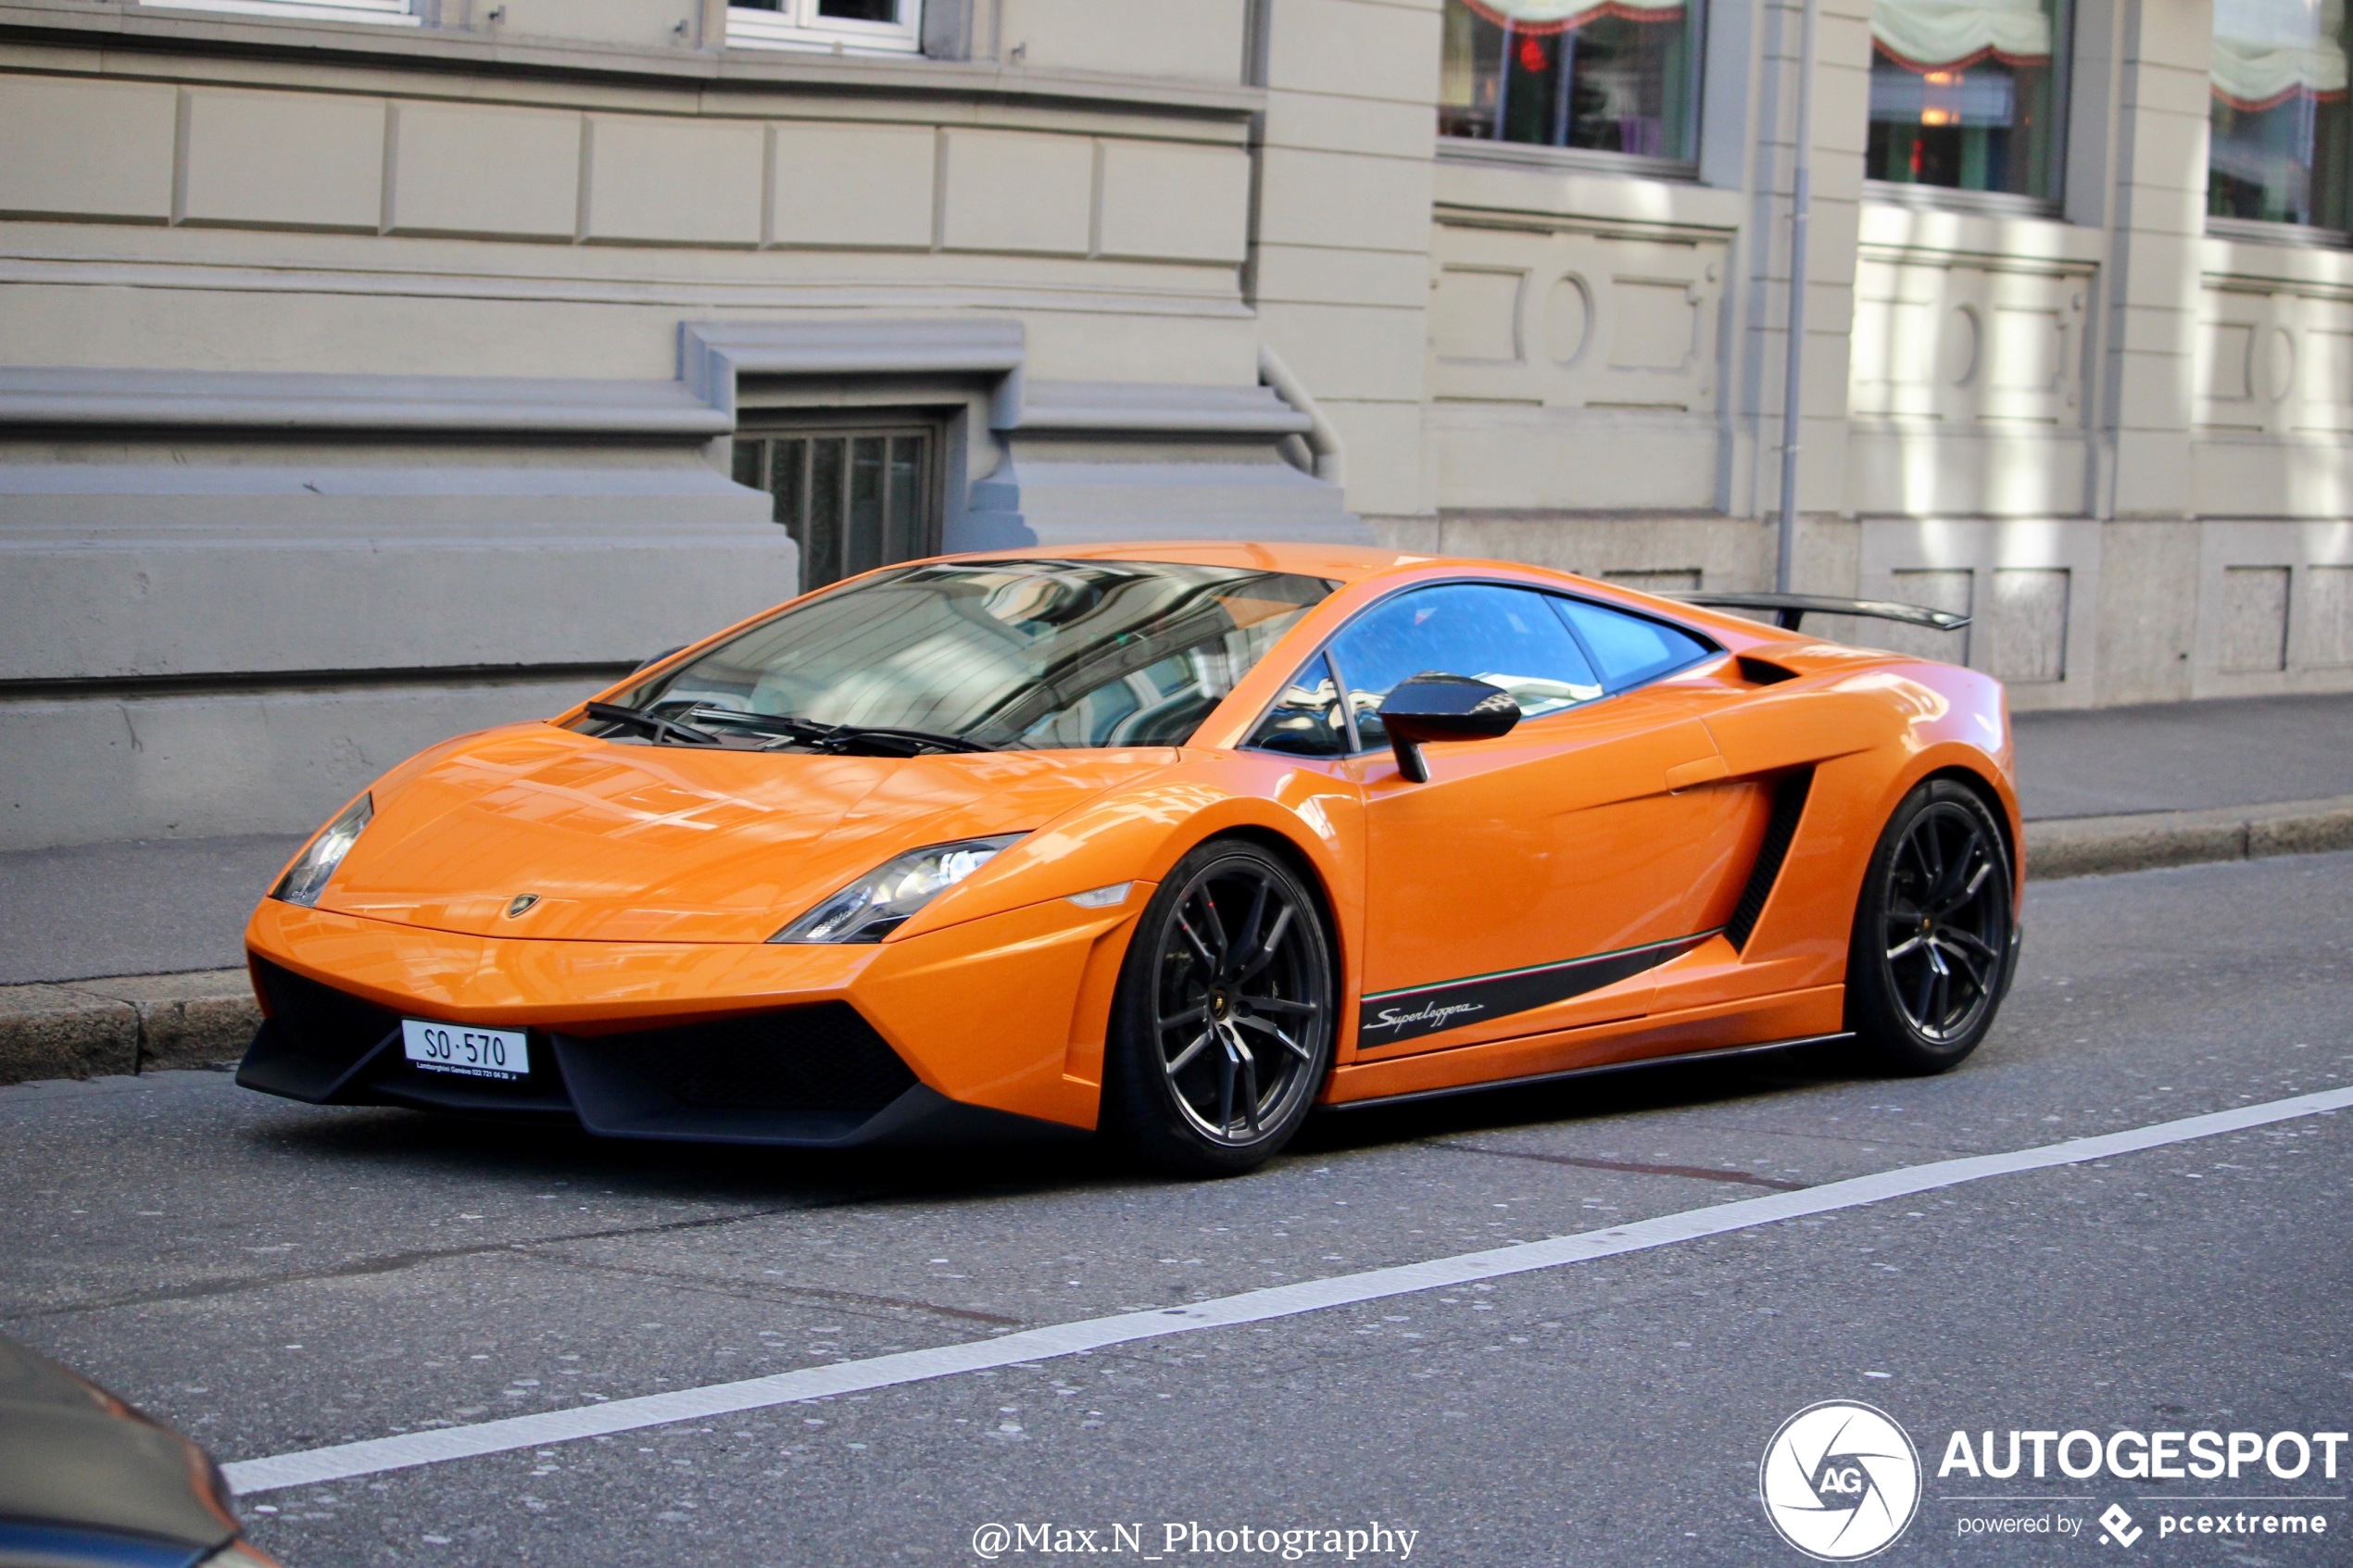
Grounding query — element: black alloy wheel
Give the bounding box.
[1101,839,1337,1176]
[1845,779,2016,1074]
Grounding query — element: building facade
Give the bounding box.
[1,0,2348,850]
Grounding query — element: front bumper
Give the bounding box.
[236,895,1143,1147]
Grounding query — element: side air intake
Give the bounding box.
[1725,769,1814,951]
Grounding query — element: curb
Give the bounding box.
[0,969,256,1088]
[2025,793,2353,880]
[2,796,2349,1090]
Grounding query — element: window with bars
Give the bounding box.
[728,0,924,53]
[733,423,940,591]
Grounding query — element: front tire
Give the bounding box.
[1845,780,2016,1075]
[1101,839,1337,1177]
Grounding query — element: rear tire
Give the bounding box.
[1844,780,2016,1075]
[1101,839,1337,1177]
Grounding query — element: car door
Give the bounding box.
[1333,583,1767,1056]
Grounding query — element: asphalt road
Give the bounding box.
[4,851,2349,1567]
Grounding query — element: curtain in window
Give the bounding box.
[2211,0,2348,110]
[1459,0,1682,35]
[1870,0,2052,70]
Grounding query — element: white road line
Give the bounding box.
[222,1085,2352,1496]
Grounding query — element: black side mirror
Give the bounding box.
[1377,673,1520,783]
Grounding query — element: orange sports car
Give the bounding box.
[238,544,2019,1175]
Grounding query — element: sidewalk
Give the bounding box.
[4,690,2350,988]
[0,833,303,987]
[2012,690,2353,819]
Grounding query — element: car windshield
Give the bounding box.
[581,558,1340,753]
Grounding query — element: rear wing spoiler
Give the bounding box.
[1667,591,1970,634]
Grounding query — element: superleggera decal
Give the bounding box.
[1363,998,1487,1035]
[1356,932,1718,1047]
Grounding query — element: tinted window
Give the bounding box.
[592,559,1336,752]
[1554,597,1716,691]
[1247,653,1351,758]
[1327,583,1604,752]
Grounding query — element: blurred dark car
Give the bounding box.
[0,1336,278,1568]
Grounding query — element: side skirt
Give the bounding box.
[1323,1030,1855,1113]
[1355,930,1718,1049]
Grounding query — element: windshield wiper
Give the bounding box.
[824,723,993,756]
[685,707,989,757]
[583,701,724,746]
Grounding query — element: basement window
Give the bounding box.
[733,420,941,591]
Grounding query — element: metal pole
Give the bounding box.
[1552,30,1577,147]
[1775,0,1820,595]
[1493,20,1516,140]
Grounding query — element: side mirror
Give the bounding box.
[1376,674,1520,784]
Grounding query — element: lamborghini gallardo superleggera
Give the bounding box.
[238,544,2020,1175]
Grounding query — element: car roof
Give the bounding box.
[909,542,1815,648]
[949,540,1537,586]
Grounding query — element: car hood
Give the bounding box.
[317,723,1178,944]
[0,1336,242,1555]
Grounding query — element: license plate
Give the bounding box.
[401,1019,530,1081]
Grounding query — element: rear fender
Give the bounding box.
[1716,659,2018,975]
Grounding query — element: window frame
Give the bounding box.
[1239,579,1724,761]
[132,0,417,23]
[1434,0,1709,178]
[2205,213,2353,248]
[1859,178,2064,220]
[727,0,925,55]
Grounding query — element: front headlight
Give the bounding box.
[271,793,372,908]
[770,834,1026,945]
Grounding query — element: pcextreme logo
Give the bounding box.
[1760,1401,1924,1561]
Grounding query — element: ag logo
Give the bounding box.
[1759,1400,1922,1561]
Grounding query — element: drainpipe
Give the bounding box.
[1776,0,1821,595]
[1259,343,1347,489]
